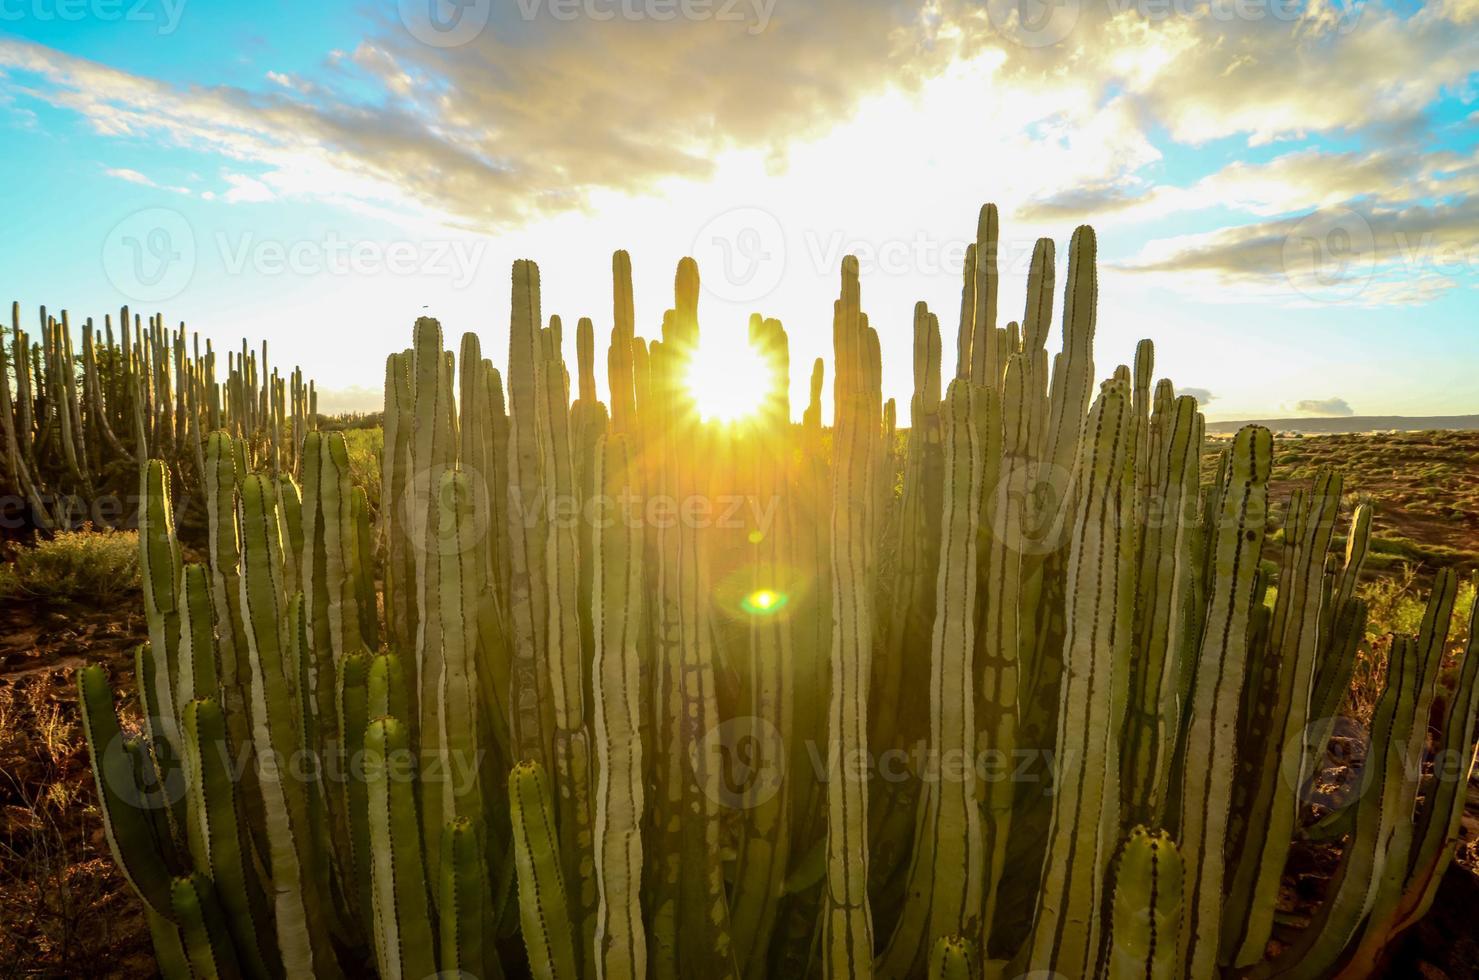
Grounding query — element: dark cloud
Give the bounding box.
[1017,184,1150,221]
[1293,397,1355,417]
[1177,387,1215,405]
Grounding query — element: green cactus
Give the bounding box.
[590,432,648,980]
[510,760,580,980]
[1108,827,1183,980]
[1027,382,1136,979]
[365,716,437,980]
[179,697,276,980]
[71,205,1478,980]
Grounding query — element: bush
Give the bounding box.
[340,427,383,518]
[0,528,140,603]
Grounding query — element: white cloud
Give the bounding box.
[103,166,191,194]
[221,173,276,204]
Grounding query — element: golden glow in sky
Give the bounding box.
[685,332,772,422]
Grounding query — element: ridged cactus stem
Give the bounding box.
[172,872,243,980]
[590,433,648,980]
[507,261,554,771]
[1222,470,1342,966]
[1107,827,1183,980]
[337,651,375,941]
[140,459,184,756]
[928,936,978,980]
[539,350,597,959]
[1043,226,1097,479]
[78,664,178,918]
[1026,382,1134,979]
[729,317,793,980]
[176,564,218,716]
[970,204,1000,386]
[824,254,877,979]
[437,469,489,831]
[180,697,276,980]
[238,474,339,978]
[976,356,1033,941]
[510,760,580,980]
[1303,574,1458,978]
[365,716,437,980]
[1173,425,1271,979]
[878,380,984,978]
[609,250,637,434]
[440,817,502,979]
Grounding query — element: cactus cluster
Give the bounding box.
[0,302,314,530]
[80,206,1478,979]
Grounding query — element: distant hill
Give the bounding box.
[1204,415,1479,435]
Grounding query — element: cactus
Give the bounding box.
[510,760,580,980]
[1108,827,1183,980]
[590,433,648,980]
[74,205,1478,980]
[365,715,437,980]
[1,306,312,531]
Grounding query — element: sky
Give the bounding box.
[0,0,1475,422]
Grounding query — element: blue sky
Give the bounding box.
[0,0,1475,419]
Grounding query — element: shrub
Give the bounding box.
[0,528,140,603]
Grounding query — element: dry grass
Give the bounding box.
[0,675,152,977]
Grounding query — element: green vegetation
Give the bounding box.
[0,527,139,601]
[1217,429,1479,572]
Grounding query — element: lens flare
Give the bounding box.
[741,588,788,616]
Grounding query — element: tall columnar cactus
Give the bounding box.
[510,760,580,980]
[590,432,648,980]
[1,305,312,529]
[1026,381,1136,979]
[1221,469,1343,965]
[76,204,1479,980]
[878,380,984,978]
[1174,425,1271,979]
[824,254,880,980]
[238,474,340,978]
[365,715,436,980]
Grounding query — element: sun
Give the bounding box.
[684,333,773,422]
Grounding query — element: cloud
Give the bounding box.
[1,0,1473,239]
[979,0,1479,147]
[222,173,276,204]
[1116,193,1479,306]
[0,4,962,229]
[105,167,159,187]
[104,166,191,194]
[1018,182,1152,222]
[0,0,1473,291]
[1292,397,1355,417]
[1177,387,1215,405]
